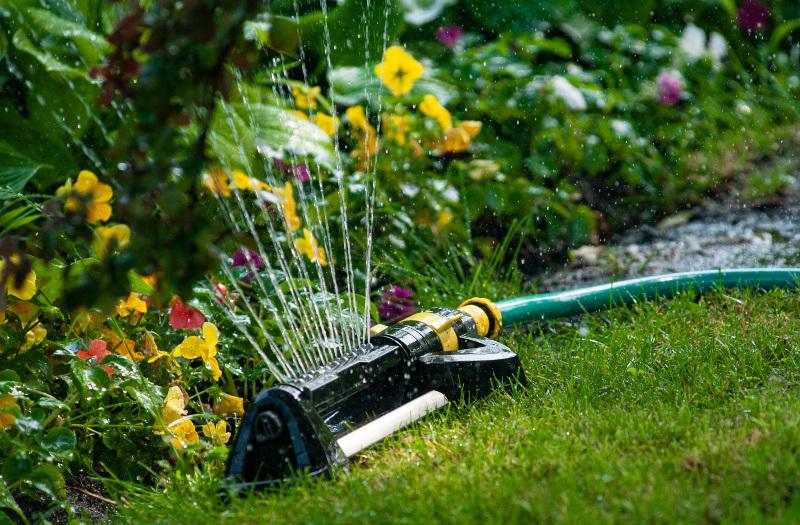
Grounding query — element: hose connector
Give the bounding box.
[458,297,502,339]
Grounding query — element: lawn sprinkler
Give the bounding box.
[225,297,521,489]
[225,268,800,489]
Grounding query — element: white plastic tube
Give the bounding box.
[336,390,449,458]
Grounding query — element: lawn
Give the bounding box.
[116,288,800,524]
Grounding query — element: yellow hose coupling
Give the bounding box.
[458,297,502,339]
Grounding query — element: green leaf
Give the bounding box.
[28,463,66,500]
[209,101,336,172]
[0,31,7,62]
[128,270,155,296]
[769,19,800,52]
[0,143,46,192]
[26,8,112,64]
[11,29,85,78]
[0,481,23,521]
[342,292,379,323]
[0,102,77,186]
[2,452,32,483]
[42,427,76,458]
[299,0,404,67]
[0,370,21,382]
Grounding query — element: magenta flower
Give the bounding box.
[657,72,683,106]
[436,26,463,48]
[232,248,264,269]
[275,159,311,183]
[378,286,415,321]
[737,0,770,32]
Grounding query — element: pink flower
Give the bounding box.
[213,283,227,305]
[77,339,115,376]
[657,72,683,106]
[169,296,205,330]
[275,159,311,183]
[436,26,463,48]
[378,286,415,321]
[738,0,770,32]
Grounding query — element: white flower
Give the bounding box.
[401,0,456,25]
[708,32,727,63]
[680,25,727,65]
[680,24,706,61]
[611,119,633,137]
[551,75,586,111]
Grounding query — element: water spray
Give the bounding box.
[225,268,800,489]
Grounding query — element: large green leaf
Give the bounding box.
[329,66,457,106]
[12,29,86,78]
[0,143,46,192]
[28,463,67,500]
[209,101,336,172]
[41,427,77,458]
[26,8,112,65]
[299,0,405,67]
[0,102,77,188]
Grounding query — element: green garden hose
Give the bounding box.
[495,268,800,326]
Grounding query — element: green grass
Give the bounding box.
[115,289,800,524]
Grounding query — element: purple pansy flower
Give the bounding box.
[378,286,415,321]
[656,72,683,106]
[737,0,770,33]
[232,248,264,283]
[275,159,311,183]
[436,26,463,48]
[232,248,264,269]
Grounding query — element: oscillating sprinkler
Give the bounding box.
[225,268,800,489]
[225,297,522,489]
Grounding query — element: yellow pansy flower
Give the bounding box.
[93,224,131,257]
[272,182,301,233]
[169,419,199,448]
[22,323,46,351]
[288,109,310,121]
[214,393,245,417]
[345,106,378,161]
[162,386,187,425]
[0,395,20,430]
[295,228,327,267]
[202,420,231,445]
[419,94,452,131]
[374,46,424,96]
[345,105,369,133]
[102,327,145,362]
[116,292,147,317]
[384,114,409,146]
[231,170,270,192]
[0,257,37,300]
[437,210,454,229]
[313,112,338,137]
[438,121,482,154]
[58,170,113,224]
[203,168,232,197]
[8,302,38,325]
[172,322,222,381]
[292,85,321,110]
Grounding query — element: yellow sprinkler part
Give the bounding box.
[370,324,389,336]
[400,312,460,352]
[458,297,503,339]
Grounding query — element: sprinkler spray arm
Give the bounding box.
[225,298,521,490]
